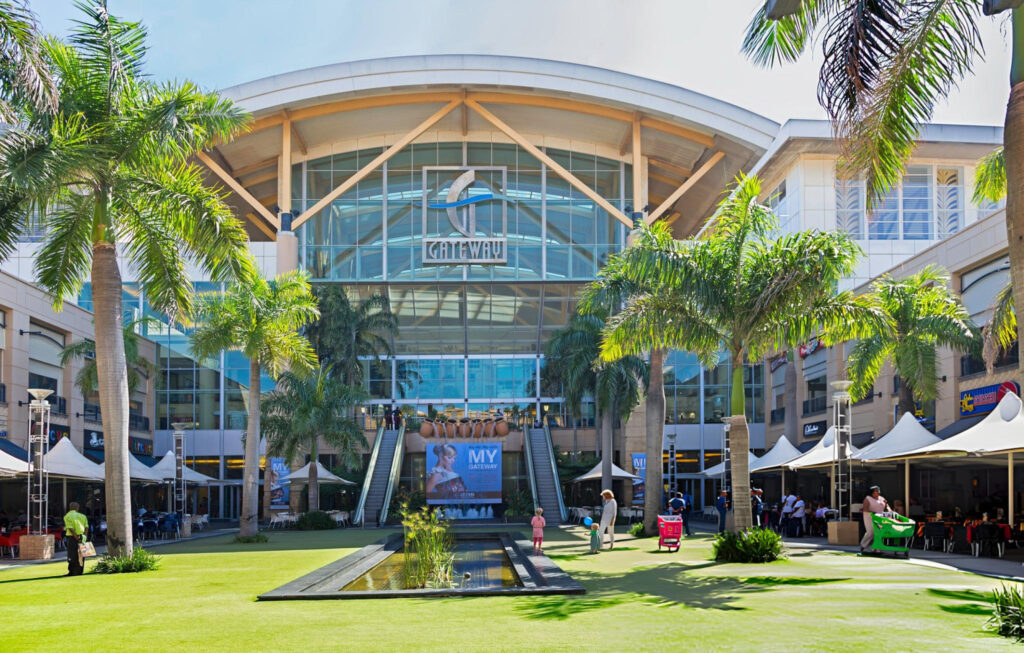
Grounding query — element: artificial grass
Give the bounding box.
[0,526,1017,652]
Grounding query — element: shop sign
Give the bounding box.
[960,381,1021,417]
[422,167,508,265]
[48,424,70,446]
[803,420,827,437]
[798,338,821,358]
[769,354,787,373]
[83,428,153,457]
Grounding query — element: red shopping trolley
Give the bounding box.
[658,514,683,552]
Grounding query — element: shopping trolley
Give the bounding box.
[658,514,683,552]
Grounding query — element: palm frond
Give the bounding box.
[982,281,1015,371]
[742,0,831,67]
[33,192,94,309]
[973,146,1006,204]
[0,0,56,118]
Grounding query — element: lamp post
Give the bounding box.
[721,420,732,494]
[172,422,193,537]
[830,380,853,520]
[22,388,53,559]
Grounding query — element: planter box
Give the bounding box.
[19,534,54,560]
[827,520,860,546]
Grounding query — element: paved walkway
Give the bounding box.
[0,527,237,571]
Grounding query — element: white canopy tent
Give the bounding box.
[122,454,167,483]
[877,392,1024,525]
[702,451,761,478]
[43,437,104,480]
[855,412,943,518]
[749,435,803,473]
[573,462,641,483]
[150,450,217,483]
[786,427,861,470]
[281,461,356,485]
[0,448,29,476]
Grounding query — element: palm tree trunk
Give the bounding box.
[1005,10,1024,357]
[240,360,261,537]
[92,240,133,557]
[262,456,273,520]
[898,382,916,421]
[644,348,665,535]
[309,438,319,513]
[601,406,613,492]
[730,355,752,532]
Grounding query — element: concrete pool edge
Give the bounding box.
[257,531,585,601]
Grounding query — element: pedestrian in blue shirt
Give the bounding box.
[715,490,729,534]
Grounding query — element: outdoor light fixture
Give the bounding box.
[26,388,52,536]
[983,0,1024,15]
[766,0,803,20]
[830,380,853,521]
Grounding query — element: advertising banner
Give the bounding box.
[425,442,502,504]
[960,381,1021,417]
[631,453,646,505]
[269,457,291,509]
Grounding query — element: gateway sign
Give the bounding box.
[422,167,508,265]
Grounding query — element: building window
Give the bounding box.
[835,164,963,242]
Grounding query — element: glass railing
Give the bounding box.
[802,396,827,416]
[769,407,785,424]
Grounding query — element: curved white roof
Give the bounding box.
[855,413,942,462]
[222,55,779,151]
[44,437,104,480]
[786,428,860,470]
[750,435,803,472]
[903,392,1024,457]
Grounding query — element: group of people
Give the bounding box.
[382,407,403,429]
[775,492,833,537]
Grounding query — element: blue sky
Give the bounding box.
[32,0,1011,125]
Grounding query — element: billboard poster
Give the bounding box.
[269,457,291,509]
[960,381,1020,417]
[631,453,646,505]
[426,442,502,505]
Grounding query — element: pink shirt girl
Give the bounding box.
[531,514,546,538]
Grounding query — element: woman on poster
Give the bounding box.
[426,443,466,499]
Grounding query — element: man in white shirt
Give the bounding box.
[791,495,806,537]
[781,493,796,536]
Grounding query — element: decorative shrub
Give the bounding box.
[233,534,269,544]
[504,489,533,519]
[401,505,454,589]
[295,511,336,530]
[990,584,1024,641]
[388,488,426,517]
[629,521,649,538]
[93,547,160,574]
[713,528,783,563]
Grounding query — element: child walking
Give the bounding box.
[531,507,546,555]
[589,521,601,554]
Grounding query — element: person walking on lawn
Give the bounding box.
[63,502,89,577]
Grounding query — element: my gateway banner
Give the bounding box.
[425,442,502,504]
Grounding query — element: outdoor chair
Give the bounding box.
[948,525,971,554]
[269,513,286,529]
[158,518,179,539]
[702,506,717,521]
[140,520,158,541]
[0,534,11,557]
[922,522,950,552]
[974,522,1005,558]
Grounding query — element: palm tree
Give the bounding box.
[581,235,720,535]
[60,317,159,398]
[0,3,254,556]
[305,285,397,386]
[847,266,978,417]
[0,0,55,120]
[261,366,367,513]
[191,270,319,537]
[545,313,647,490]
[743,1,1024,419]
[393,359,423,399]
[599,174,873,531]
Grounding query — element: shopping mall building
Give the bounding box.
[0,55,1009,518]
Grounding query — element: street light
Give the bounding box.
[172,421,194,537]
[766,0,803,20]
[983,0,1024,15]
[27,388,52,536]
[830,380,853,521]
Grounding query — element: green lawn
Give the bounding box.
[0,526,1016,652]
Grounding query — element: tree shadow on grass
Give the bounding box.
[926,588,993,616]
[739,576,849,586]
[514,563,769,620]
[0,573,68,585]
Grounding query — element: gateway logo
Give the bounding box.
[422,167,508,264]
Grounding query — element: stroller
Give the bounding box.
[658,514,683,552]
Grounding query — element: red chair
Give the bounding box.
[7,530,23,557]
[0,534,11,558]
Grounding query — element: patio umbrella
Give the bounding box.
[0,448,29,475]
[855,413,943,514]
[572,462,640,483]
[43,437,104,480]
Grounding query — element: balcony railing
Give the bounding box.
[0,383,5,404]
[129,414,150,432]
[769,407,785,424]
[802,396,827,416]
[81,402,149,431]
